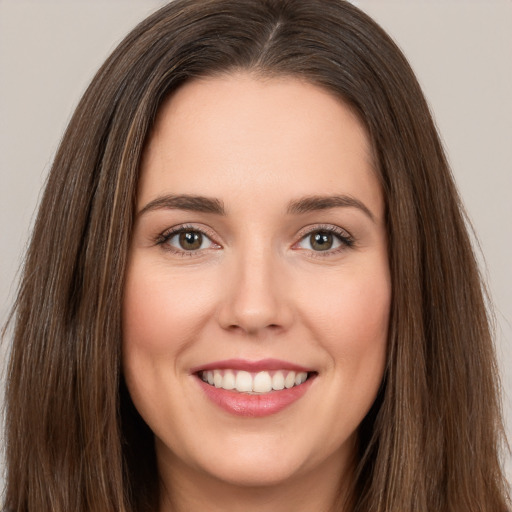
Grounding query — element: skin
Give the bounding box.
[122,73,391,512]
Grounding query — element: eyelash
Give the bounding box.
[294,224,355,257]
[155,223,355,257]
[156,224,220,257]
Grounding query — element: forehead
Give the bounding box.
[139,73,382,218]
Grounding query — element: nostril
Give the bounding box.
[223,322,284,336]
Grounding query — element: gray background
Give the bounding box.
[1,0,510,490]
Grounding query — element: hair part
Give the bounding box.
[4,1,509,511]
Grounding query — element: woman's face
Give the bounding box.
[123,74,390,492]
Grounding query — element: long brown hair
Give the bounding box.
[3,1,509,510]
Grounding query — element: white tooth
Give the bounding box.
[295,371,307,385]
[222,370,236,390]
[201,372,208,382]
[285,371,296,388]
[213,370,223,388]
[235,371,253,392]
[253,371,272,393]
[207,371,214,385]
[272,371,285,390]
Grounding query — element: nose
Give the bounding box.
[217,246,293,336]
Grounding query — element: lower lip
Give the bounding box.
[196,375,316,417]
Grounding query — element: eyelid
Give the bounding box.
[156,223,222,255]
[292,224,355,254]
[154,222,354,257]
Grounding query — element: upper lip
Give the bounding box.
[189,358,314,374]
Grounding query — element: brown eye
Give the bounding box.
[309,231,334,251]
[295,227,351,253]
[162,228,216,253]
[178,231,203,250]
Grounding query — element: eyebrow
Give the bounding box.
[138,193,375,222]
[138,194,226,217]
[287,194,375,222]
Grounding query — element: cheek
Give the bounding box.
[121,260,221,431]
[297,259,391,378]
[302,259,390,330]
[122,261,219,355]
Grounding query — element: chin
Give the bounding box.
[164,432,313,489]
[199,454,306,488]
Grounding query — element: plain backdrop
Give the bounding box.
[1,0,511,492]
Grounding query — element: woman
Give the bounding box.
[3,0,510,511]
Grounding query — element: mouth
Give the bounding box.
[197,369,314,394]
[192,359,318,417]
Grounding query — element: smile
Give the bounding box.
[199,369,310,393]
[192,359,317,417]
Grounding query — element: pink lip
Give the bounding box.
[191,359,317,418]
[189,358,313,374]
[196,377,316,417]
